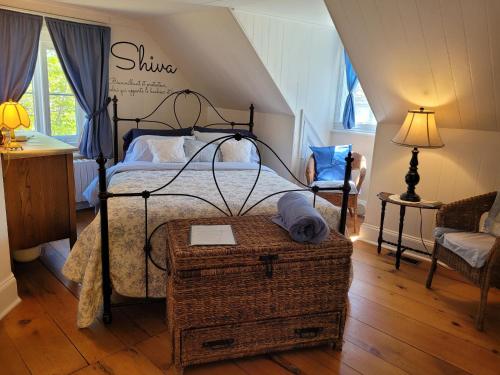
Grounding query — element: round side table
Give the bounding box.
[376,192,442,269]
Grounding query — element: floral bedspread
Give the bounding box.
[63,166,341,327]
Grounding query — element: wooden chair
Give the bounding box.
[426,192,499,331]
[305,152,367,233]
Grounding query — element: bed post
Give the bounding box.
[249,104,255,133]
[112,95,119,165]
[339,152,354,236]
[97,152,112,324]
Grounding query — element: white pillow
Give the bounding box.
[193,131,260,163]
[147,137,187,163]
[220,139,253,163]
[184,138,221,162]
[125,135,193,162]
[485,192,500,237]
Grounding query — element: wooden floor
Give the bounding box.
[1,210,499,375]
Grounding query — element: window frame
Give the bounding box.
[333,49,377,134]
[22,29,85,146]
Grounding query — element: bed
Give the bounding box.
[62,89,353,328]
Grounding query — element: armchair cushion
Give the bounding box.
[311,180,358,194]
[434,229,495,268]
[484,191,500,236]
[309,144,352,181]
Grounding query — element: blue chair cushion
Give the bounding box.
[310,144,352,182]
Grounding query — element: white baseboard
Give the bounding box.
[0,274,21,321]
[359,222,434,254]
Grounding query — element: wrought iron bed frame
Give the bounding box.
[95,89,353,324]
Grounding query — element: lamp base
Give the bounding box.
[400,147,421,202]
[400,191,421,202]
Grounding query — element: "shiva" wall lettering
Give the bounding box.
[111,41,177,74]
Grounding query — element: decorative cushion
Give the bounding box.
[194,131,259,163]
[310,180,358,194]
[147,137,187,163]
[484,191,500,237]
[184,139,221,162]
[220,139,253,163]
[124,135,193,162]
[310,144,352,181]
[434,228,495,268]
[122,127,192,154]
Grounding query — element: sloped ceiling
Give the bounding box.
[145,7,292,114]
[325,0,500,132]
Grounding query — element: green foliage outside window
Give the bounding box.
[46,49,78,136]
[18,48,79,137]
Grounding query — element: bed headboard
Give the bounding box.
[109,89,255,165]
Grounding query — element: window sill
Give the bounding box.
[331,127,376,136]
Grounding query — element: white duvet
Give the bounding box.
[63,162,341,327]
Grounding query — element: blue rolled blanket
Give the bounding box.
[272,192,330,244]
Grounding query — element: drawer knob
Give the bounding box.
[294,327,324,339]
[202,338,235,350]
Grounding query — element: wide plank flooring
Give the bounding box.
[1,210,499,374]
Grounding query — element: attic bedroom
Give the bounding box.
[0,1,498,374]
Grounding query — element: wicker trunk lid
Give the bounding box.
[166,215,352,276]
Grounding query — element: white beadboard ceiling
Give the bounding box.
[325,0,500,132]
[43,0,333,26]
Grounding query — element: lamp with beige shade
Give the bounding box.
[392,108,444,202]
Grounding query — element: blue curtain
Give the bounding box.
[342,50,358,130]
[46,18,112,158]
[0,9,42,103]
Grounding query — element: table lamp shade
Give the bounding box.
[0,100,31,130]
[392,108,444,148]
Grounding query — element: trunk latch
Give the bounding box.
[259,254,279,278]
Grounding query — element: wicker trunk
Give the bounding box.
[166,215,353,374]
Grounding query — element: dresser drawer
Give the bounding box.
[181,312,340,365]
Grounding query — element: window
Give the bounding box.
[334,51,377,133]
[351,81,377,132]
[19,27,84,145]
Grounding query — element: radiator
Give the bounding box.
[73,158,98,207]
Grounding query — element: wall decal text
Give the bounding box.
[109,77,174,97]
[111,41,177,74]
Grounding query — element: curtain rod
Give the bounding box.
[0,4,108,26]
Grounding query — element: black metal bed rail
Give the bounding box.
[96,89,353,324]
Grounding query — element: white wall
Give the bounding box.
[206,107,295,178]
[109,25,197,159]
[360,126,500,248]
[0,162,20,320]
[233,10,344,172]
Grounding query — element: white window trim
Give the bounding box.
[27,28,84,146]
[332,122,377,135]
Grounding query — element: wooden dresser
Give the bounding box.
[1,132,77,251]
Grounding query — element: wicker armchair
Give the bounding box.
[426,192,500,331]
[305,152,367,233]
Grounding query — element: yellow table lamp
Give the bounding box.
[0,100,31,149]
